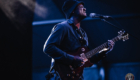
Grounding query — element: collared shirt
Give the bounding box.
[67,19,88,47]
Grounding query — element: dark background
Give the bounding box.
[0,0,140,80]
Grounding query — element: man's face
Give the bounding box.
[74,4,87,18]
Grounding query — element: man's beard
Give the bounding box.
[79,14,86,20]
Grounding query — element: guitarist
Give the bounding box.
[43,0,115,80]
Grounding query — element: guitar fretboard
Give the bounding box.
[85,36,120,58]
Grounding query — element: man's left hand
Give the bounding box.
[108,40,115,52]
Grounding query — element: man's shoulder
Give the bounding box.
[57,20,68,26]
[55,20,71,29]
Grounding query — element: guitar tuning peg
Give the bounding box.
[123,38,126,41]
[123,30,125,33]
[127,34,129,40]
[118,32,120,34]
[124,36,126,41]
[123,37,125,41]
[127,37,129,40]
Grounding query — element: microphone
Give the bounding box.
[89,13,111,19]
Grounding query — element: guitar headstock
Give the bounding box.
[118,30,129,41]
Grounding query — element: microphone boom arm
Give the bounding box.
[101,19,140,41]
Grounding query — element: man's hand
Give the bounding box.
[99,40,115,54]
[107,40,115,52]
[72,56,85,68]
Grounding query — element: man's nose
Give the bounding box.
[83,8,86,10]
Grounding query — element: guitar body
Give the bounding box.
[54,46,93,80]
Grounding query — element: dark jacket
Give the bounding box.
[43,19,106,80]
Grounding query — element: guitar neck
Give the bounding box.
[85,36,120,59]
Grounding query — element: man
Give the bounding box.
[43,0,115,80]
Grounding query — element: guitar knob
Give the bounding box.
[71,76,74,79]
[81,48,85,52]
[72,71,75,74]
[67,74,70,77]
[69,65,74,70]
[76,74,79,76]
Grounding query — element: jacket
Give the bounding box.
[43,19,88,72]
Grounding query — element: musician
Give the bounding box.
[43,0,115,80]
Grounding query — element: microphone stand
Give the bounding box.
[100,18,140,41]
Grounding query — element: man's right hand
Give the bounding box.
[72,56,84,68]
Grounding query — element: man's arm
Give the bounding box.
[43,24,83,66]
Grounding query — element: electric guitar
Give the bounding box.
[54,30,129,80]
